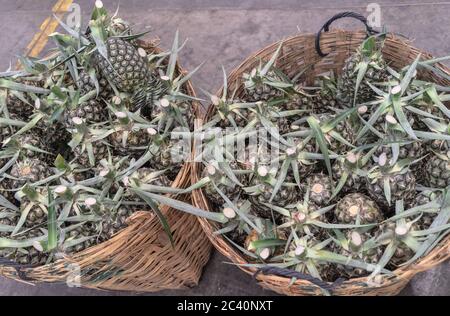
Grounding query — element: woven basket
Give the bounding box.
[192,21,450,295]
[0,40,212,292]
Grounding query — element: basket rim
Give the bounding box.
[192,29,450,295]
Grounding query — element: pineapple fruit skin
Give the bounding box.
[425,154,450,188]
[96,38,149,93]
[337,49,389,105]
[367,170,416,211]
[306,173,333,207]
[64,100,108,127]
[335,193,383,224]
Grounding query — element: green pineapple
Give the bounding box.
[5,132,50,161]
[297,113,356,153]
[23,204,47,228]
[64,222,98,254]
[376,220,420,268]
[109,127,152,155]
[337,36,389,105]
[247,165,299,220]
[334,193,383,224]
[285,77,340,114]
[96,37,149,93]
[148,138,184,177]
[130,75,167,117]
[409,190,441,230]
[280,200,329,238]
[332,152,367,194]
[78,70,113,99]
[0,212,18,237]
[5,78,43,119]
[64,100,108,127]
[367,156,417,210]
[201,163,242,206]
[243,69,284,102]
[374,141,425,163]
[9,158,51,190]
[305,173,333,207]
[332,230,383,278]
[424,151,450,188]
[11,228,49,265]
[73,141,109,168]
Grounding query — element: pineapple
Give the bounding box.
[9,158,51,190]
[373,141,425,169]
[0,124,15,148]
[109,128,152,155]
[334,193,383,224]
[5,132,49,161]
[215,99,255,130]
[37,122,71,156]
[332,230,383,278]
[65,222,98,254]
[376,220,420,268]
[23,204,47,228]
[281,201,328,238]
[248,182,298,220]
[148,138,184,177]
[5,78,43,119]
[297,113,356,153]
[367,157,417,210]
[285,77,340,114]
[96,38,149,93]
[12,229,49,266]
[305,173,333,207]
[243,69,284,102]
[424,151,450,188]
[64,100,108,127]
[201,163,242,207]
[130,74,167,117]
[73,141,109,168]
[78,70,113,99]
[331,152,366,194]
[247,166,299,220]
[0,212,18,237]
[337,36,389,105]
[409,190,441,230]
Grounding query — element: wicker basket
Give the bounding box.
[192,16,450,296]
[0,40,212,292]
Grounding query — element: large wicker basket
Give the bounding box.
[0,40,212,292]
[192,19,450,296]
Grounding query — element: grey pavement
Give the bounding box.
[0,0,449,296]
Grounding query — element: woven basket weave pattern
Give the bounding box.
[193,30,450,296]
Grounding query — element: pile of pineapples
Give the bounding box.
[200,37,450,282]
[0,4,196,266]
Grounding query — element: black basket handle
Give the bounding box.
[315,11,379,57]
[254,266,346,294]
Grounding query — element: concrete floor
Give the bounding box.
[0,0,449,296]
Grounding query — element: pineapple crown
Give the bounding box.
[242,43,293,93]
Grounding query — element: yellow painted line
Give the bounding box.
[23,0,73,58]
